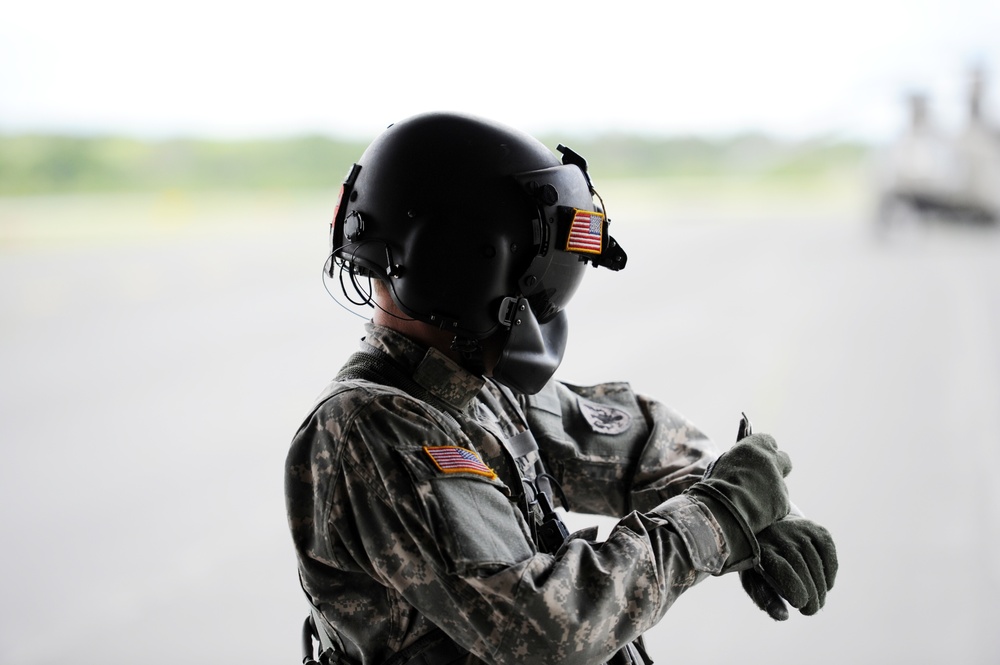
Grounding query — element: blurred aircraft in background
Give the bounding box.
[875,65,1000,229]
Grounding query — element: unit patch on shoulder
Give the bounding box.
[423,446,497,479]
[578,398,632,435]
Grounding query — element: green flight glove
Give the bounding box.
[685,433,792,571]
[740,515,838,620]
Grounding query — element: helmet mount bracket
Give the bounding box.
[556,144,595,193]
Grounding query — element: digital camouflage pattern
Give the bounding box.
[286,324,729,665]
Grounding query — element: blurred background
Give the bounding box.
[2,1,999,663]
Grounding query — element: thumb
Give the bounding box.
[740,568,789,621]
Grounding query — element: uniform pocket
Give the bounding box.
[428,474,535,572]
[399,448,534,574]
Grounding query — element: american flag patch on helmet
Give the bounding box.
[423,446,497,479]
[565,209,604,255]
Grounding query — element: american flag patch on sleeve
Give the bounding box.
[423,446,497,479]
[565,208,604,255]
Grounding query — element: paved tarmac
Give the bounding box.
[2,193,998,664]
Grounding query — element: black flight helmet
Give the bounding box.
[330,112,627,393]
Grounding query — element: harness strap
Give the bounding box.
[504,429,538,457]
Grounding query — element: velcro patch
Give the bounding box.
[565,209,604,255]
[424,446,497,479]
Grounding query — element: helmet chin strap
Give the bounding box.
[492,299,568,395]
[450,336,487,377]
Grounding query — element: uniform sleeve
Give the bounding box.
[324,391,728,665]
[521,381,719,516]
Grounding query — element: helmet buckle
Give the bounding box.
[497,296,526,328]
[384,245,404,278]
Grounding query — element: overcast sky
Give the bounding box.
[1,0,998,142]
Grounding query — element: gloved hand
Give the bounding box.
[685,433,792,570]
[740,515,838,620]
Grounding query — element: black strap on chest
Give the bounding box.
[489,383,571,554]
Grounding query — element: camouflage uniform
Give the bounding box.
[286,324,731,665]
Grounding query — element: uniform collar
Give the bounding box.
[361,322,485,411]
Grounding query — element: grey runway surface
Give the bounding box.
[2,196,999,664]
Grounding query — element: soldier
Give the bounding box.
[285,112,837,665]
